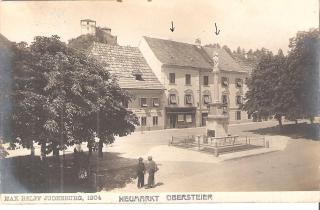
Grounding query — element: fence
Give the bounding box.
[169,135,268,157]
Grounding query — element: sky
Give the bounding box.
[0,0,318,53]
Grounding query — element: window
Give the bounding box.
[222,106,228,115]
[236,111,241,120]
[248,114,252,119]
[140,98,147,107]
[185,74,191,85]
[203,76,209,86]
[185,94,193,104]
[236,79,242,88]
[169,94,177,104]
[153,116,158,126]
[178,114,184,122]
[169,73,175,84]
[141,117,147,126]
[222,95,228,105]
[135,74,143,81]
[152,98,160,107]
[222,77,228,87]
[186,114,192,123]
[236,95,242,105]
[203,95,211,104]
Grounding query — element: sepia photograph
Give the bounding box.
[0,0,319,204]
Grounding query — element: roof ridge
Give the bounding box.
[143,36,198,47]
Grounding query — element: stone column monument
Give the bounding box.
[206,52,229,137]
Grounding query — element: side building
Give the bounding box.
[88,42,165,131]
[139,36,251,128]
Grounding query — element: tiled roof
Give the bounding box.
[202,47,249,73]
[143,36,250,73]
[232,56,256,75]
[88,42,164,90]
[143,36,212,70]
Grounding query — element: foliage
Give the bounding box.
[243,28,319,125]
[9,35,138,156]
[68,27,117,52]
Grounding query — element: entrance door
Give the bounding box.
[202,113,208,126]
[169,114,177,128]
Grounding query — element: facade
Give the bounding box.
[80,19,117,45]
[139,36,251,129]
[80,19,96,35]
[88,42,165,131]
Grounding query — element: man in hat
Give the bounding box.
[146,156,158,188]
[136,157,145,188]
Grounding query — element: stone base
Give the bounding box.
[206,116,229,138]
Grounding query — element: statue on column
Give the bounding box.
[212,52,219,69]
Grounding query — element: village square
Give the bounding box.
[0,0,319,195]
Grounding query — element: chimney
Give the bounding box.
[195,38,201,49]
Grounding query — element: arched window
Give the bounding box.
[168,89,179,105]
[184,89,194,105]
[202,90,211,105]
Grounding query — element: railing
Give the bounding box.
[169,135,268,157]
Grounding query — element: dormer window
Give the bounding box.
[135,74,143,81]
[133,69,143,81]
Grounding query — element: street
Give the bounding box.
[109,120,320,192]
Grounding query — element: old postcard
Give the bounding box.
[0,0,319,204]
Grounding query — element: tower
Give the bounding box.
[80,19,96,35]
[206,51,229,137]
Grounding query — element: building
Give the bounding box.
[88,42,165,131]
[79,19,117,45]
[80,19,97,35]
[139,36,251,129]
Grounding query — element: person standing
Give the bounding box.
[136,157,145,188]
[146,156,158,188]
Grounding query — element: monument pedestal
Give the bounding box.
[206,102,229,138]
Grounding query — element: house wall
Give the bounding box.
[126,89,165,131]
[220,71,250,123]
[139,38,164,85]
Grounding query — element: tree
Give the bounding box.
[243,28,319,127]
[243,49,286,127]
[68,27,117,52]
[9,35,138,160]
[285,29,319,122]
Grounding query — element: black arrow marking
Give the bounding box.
[215,22,220,35]
[170,21,175,32]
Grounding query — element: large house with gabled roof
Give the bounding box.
[139,36,251,129]
[88,42,165,131]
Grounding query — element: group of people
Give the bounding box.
[136,156,159,189]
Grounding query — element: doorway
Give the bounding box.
[169,114,177,128]
[202,113,208,126]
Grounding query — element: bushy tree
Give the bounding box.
[285,29,319,122]
[244,28,319,127]
[9,35,138,159]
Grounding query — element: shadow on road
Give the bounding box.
[0,151,138,193]
[246,122,319,141]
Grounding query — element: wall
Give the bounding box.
[138,38,164,85]
[220,71,250,122]
[126,89,165,131]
